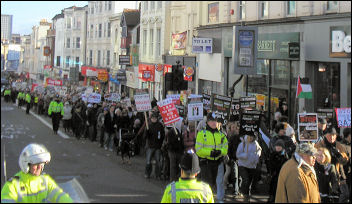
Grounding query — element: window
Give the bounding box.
[150,29,154,56]
[260,1,268,18]
[97,50,101,66]
[66,38,70,48]
[95,24,97,38]
[76,37,80,48]
[89,50,93,65]
[107,22,111,37]
[105,1,107,11]
[144,1,148,11]
[90,24,94,38]
[287,1,295,15]
[151,1,155,10]
[56,56,61,66]
[66,17,71,29]
[66,56,70,68]
[157,28,161,57]
[75,57,79,68]
[99,24,102,38]
[107,50,110,65]
[99,2,102,12]
[208,2,219,23]
[77,18,81,29]
[157,1,162,9]
[239,1,246,20]
[327,1,338,11]
[108,1,112,10]
[104,23,106,37]
[143,30,147,55]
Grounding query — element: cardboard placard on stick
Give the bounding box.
[297,113,318,142]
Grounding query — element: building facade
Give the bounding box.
[1,14,13,42]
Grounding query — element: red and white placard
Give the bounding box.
[157,98,180,126]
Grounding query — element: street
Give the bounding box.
[1,97,164,203]
[1,97,270,203]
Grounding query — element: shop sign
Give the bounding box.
[297,113,318,142]
[157,98,180,126]
[183,66,194,81]
[330,26,351,58]
[233,26,258,75]
[257,32,300,60]
[119,55,131,65]
[155,64,163,72]
[86,69,98,77]
[192,38,213,54]
[116,70,127,82]
[240,110,261,136]
[138,64,155,82]
[163,64,172,75]
[97,70,108,82]
[335,108,351,128]
[211,94,232,125]
[43,46,51,56]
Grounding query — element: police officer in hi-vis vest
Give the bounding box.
[161,150,214,203]
[1,143,73,203]
[195,112,228,203]
[48,95,64,135]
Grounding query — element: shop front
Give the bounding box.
[81,66,109,93]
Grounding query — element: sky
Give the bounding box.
[1,1,138,35]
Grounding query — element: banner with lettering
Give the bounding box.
[211,94,232,125]
[240,110,261,136]
[297,113,318,142]
[335,108,351,128]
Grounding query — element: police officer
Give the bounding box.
[195,112,228,203]
[161,150,214,203]
[17,89,24,108]
[48,95,64,135]
[1,143,73,203]
[3,87,11,102]
[25,91,31,114]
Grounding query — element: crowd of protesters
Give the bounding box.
[2,85,351,203]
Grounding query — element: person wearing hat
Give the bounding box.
[341,128,351,200]
[195,112,228,203]
[315,127,349,203]
[267,139,289,203]
[161,151,214,203]
[144,111,165,179]
[315,117,328,144]
[25,90,31,114]
[48,95,64,135]
[275,142,320,203]
[62,101,72,133]
[1,143,73,203]
[269,122,296,158]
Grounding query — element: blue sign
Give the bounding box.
[239,31,254,47]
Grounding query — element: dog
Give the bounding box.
[118,129,136,165]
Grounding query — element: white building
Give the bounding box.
[140,1,171,100]
[1,14,12,42]
[53,5,88,82]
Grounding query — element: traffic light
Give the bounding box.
[171,65,187,91]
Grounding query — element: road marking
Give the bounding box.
[18,106,70,139]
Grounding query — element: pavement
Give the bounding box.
[4,98,270,203]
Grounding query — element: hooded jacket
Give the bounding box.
[236,135,262,169]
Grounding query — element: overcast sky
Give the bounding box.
[1,1,138,35]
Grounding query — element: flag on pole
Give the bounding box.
[296,76,312,99]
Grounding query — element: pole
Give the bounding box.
[3,144,7,181]
[173,123,178,135]
[267,60,272,128]
[144,112,149,130]
[246,75,249,96]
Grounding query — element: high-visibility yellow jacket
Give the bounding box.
[4,89,11,96]
[1,171,73,203]
[17,92,24,99]
[48,101,64,116]
[34,97,38,103]
[195,129,228,161]
[161,178,214,203]
[25,93,31,103]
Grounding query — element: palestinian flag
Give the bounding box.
[296,76,312,99]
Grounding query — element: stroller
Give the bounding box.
[116,128,136,164]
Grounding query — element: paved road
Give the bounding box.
[1,97,270,203]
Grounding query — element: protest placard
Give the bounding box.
[240,96,256,110]
[211,94,232,125]
[230,98,241,121]
[335,108,351,128]
[239,110,261,136]
[134,89,152,112]
[188,102,203,121]
[297,113,318,142]
[87,93,101,103]
[166,94,181,105]
[157,98,180,126]
[202,93,211,111]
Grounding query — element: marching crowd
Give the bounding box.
[2,86,351,203]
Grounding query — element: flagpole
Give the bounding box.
[294,76,300,129]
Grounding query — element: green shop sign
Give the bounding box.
[257,32,300,60]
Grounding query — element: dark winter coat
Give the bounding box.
[166,127,184,153]
[269,134,296,158]
[314,162,339,197]
[104,112,116,134]
[228,133,241,161]
[145,121,165,149]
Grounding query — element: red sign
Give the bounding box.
[46,78,62,86]
[163,64,172,75]
[157,98,180,126]
[183,66,194,81]
[155,64,163,72]
[44,65,52,69]
[31,83,38,92]
[138,64,155,82]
